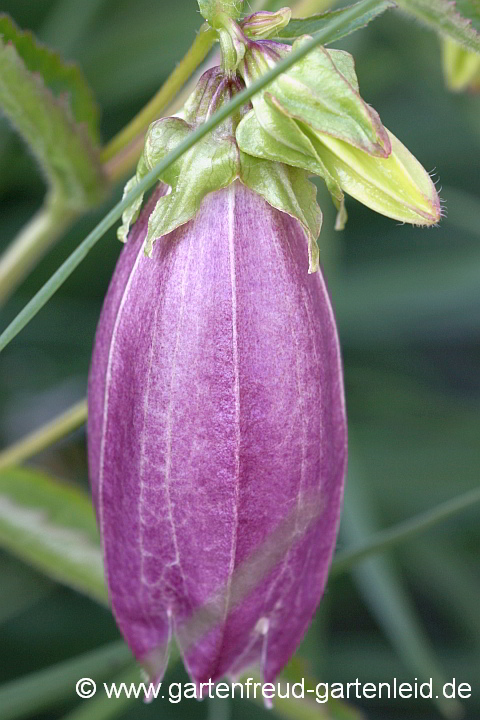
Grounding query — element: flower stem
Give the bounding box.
[0,196,76,306]
[0,400,87,472]
[101,23,216,166]
[330,485,480,576]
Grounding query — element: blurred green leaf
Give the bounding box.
[0,14,106,208]
[341,445,462,719]
[0,466,107,604]
[333,199,480,346]
[394,0,480,53]
[403,539,480,642]
[279,662,365,720]
[0,552,53,625]
[277,0,395,44]
[0,13,100,141]
[0,640,130,720]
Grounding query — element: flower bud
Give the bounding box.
[241,8,292,39]
[88,180,347,686]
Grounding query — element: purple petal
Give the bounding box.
[88,180,347,684]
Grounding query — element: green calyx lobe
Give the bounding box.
[118,66,322,272]
[198,0,243,24]
[235,36,393,228]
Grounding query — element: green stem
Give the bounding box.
[0,0,380,353]
[0,196,76,306]
[331,484,480,577]
[0,641,131,720]
[0,400,87,472]
[101,23,216,165]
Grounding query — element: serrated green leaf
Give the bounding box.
[394,0,480,53]
[0,14,100,142]
[0,15,106,208]
[0,466,107,605]
[455,0,480,33]
[277,0,395,44]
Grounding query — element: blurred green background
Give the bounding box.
[0,1,479,719]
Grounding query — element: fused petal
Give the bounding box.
[88,181,347,686]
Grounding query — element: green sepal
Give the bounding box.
[198,0,243,24]
[442,37,480,91]
[214,14,247,75]
[242,40,390,156]
[237,105,439,228]
[117,175,145,243]
[144,119,240,254]
[236,108,346,230]
[118,114,241,254]
[241,153,322,273]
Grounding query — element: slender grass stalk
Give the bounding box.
[331,484,480,576]
[101,24,216,165]
[0,0,380,354]
[0,400,87,471]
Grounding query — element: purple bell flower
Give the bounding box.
[88,179,347,686]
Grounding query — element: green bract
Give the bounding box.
[442,38,480,92]
[198,0,244,24]
[230,24,440,228]
[118,67,322,272]
[120,7,441,274]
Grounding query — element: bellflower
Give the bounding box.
[88,66,347,687]
[88,3,441,692]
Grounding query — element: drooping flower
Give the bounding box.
[88,65,346,687]
[88,180,347,688]
[88,3,442,690]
